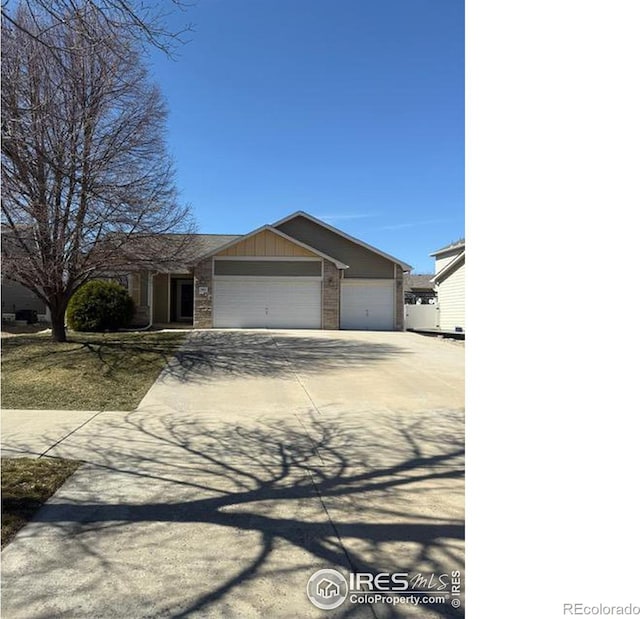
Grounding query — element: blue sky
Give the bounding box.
[149,0,464,274]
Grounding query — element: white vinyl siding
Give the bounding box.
[437,262,465,331]
[213,277,321,328]
[434,254,459,275]
[340,279,395,330]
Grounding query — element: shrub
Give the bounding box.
[67,280,135,332]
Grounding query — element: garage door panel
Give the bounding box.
[213,280,269,328]
[213,278,321,329]
[340,280,395,330]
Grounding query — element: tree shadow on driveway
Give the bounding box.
[2,409,465,619]
[161,331,409,383]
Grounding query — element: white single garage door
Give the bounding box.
[213,277,321,328]
[340,279,395,330]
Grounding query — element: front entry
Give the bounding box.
[171,278,194,322]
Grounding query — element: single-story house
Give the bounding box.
[431,239,465,332]
[1,225,49,323]
[125,211,412,331]
[1,275,49,322]
[404,274,437,305]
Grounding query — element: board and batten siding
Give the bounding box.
[437,261,465,331]
[216,229,316,257]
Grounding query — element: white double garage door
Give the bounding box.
[213,277,395,330]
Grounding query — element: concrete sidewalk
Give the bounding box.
[1,330,465,619]
[1,409,115,458]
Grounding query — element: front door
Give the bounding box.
[176,280,194,321]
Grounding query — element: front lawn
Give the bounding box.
[1,331,187,410]
[1,457,81,548]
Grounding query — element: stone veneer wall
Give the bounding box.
[322,260,339,329]
[395,264,405,331]
[193,257,213,328]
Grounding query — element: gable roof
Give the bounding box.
[433,250,465,283]
[197,224,349,268]
[272,211,413,271]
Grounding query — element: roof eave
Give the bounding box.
[430,242,465,257]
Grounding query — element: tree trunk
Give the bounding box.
[50,308,67,342]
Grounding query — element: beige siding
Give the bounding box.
[217,229,316,257]
[129,273,141,305]
[437,261,465,331]
[153,273,169,323]
[434,251,461,275]
[128,272,149,306]
[139,272,149,307]
[277,216,395,278]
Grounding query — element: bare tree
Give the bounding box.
[1,4,194,342]
[0,0,192,57]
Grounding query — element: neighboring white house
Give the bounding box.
[431,239,465,332]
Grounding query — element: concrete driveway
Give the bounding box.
[1,330,464,619]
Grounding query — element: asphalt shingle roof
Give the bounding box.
[114,233,243,272]
[404,274,435,290]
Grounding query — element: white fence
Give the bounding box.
[404,304,439,330]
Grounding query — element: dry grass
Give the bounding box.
[1,331,187,410]
[1,457,81,548]
[1,324,50,336]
